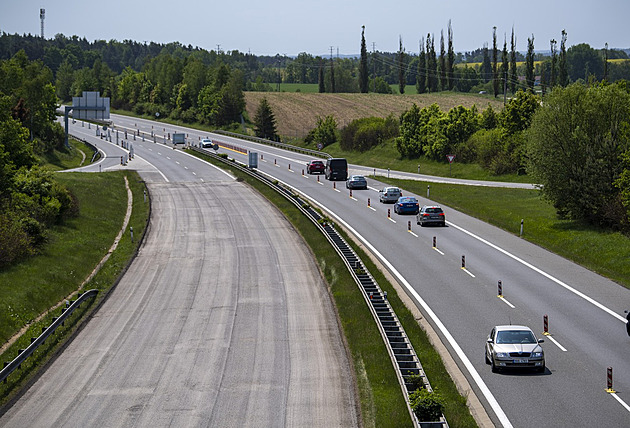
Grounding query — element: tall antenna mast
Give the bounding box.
[40,9,45,38]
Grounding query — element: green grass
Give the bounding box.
[378,177,630,289]
[277,83,320,93]
[38,138,97,171]
[0,171,149,405]
[188,150,478,427]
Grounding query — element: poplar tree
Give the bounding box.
[550,39,557,87]
[604,42,609,81]
[318,60,325,93]
[398,36,406,94]
[359,26,369,93]
[447,20,455,90]
[439,30,446,91]
[492,26,499,97]
[525,35,535,92]
[509,27,517,93]
[426,34,438,92]
[501,36,508,95]
[558,30,568,86]
[481,43,492,83]
[416,37,427,94]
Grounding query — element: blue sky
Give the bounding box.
[2,1,629,56]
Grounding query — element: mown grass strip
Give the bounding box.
[379,177,630,290]
[188,151,478,427]
[0,171,149,406]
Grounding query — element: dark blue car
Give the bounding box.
[394,196,419,215]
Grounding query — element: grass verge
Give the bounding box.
[188,150,478,427]
[379,177,630,290]
[0,171,149,407]
[38,138,97,171]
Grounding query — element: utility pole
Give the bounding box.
[330,46,336,93]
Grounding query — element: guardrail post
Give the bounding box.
[427,185,430,198]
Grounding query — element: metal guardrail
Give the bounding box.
[1,290,98,384]
[211,130,332,159]
[189,147,448,427]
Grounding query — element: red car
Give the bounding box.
[306,160,325,174]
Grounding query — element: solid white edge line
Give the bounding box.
[446,221,626,323]
[256,172,514,428]
[546,335,567,352]
[462,268,476,278]
[611,393,630,413]
[498,296,515,309]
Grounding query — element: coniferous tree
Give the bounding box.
[501,36,508,96]
[416,37,427,94]
[604,42,609,81]
[492,27,499,97]
[509,27,517,93]
[318,60,325,93]
[481,43,492,83]
[359,26,369,93]
[398,36,406,94]
[330,51,335,93]
[426,34,438,92]
[525,35,535,92]
[550,39,557,87]
[253,97,278,140]
[558,30,568,86]
[439,30,446,91]
[447,20,455,90]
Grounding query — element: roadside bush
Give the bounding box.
[410,388,445,422]
[0,214,33,267]
[340,116,398,152]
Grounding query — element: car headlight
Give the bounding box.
[495,352,509,358]
[532,351,543,358]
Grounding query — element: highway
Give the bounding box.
[102,114,630,428]
[0,119,358,426]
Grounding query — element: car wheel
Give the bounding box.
[537,363,545,373]
[485,349,491,365]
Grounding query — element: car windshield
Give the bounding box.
[312,161,323,165]
[496,330,537,344]
[425,207,443,213]
[400,198,415,203]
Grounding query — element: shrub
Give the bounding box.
[409,388,445,422]
[340,116,398,152]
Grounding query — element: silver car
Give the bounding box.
[379,187,402,203]
[485,325,545,373]
[417,205,446,227]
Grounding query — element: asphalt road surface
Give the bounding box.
[1,121,358,427]
[94,117,629,428]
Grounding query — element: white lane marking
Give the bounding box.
[408,231,418,238]
[176,161,180,165]
[318,181,324,186]
[166,156,171,160]
[498,296,515,308]
[158,152,162,155]
[192,172,196,176]
[462,268,476,278]
[388,217,396,223]
[611,393,630,413]
[184,166,188,170]
[446,221,627,323]
[333,188,340,193]
[176,148,236,180]
[545,335,567,352]
[367,206,376,211]
[350,197,357,201]
[433,247,445,255]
